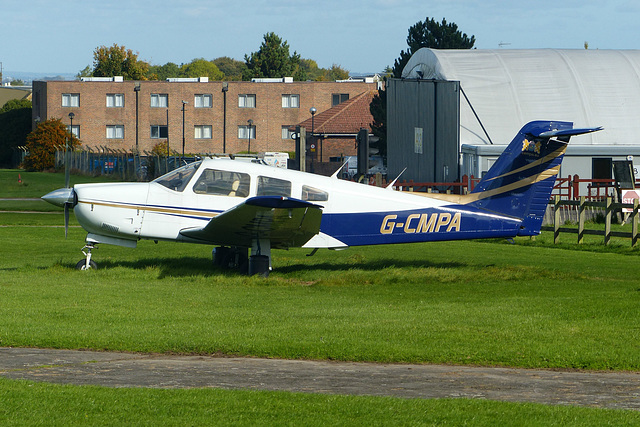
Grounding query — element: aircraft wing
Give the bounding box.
[178,196,323,249]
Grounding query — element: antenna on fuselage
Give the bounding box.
[386,168,406,190]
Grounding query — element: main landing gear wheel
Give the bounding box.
[248,255,270,277]
[212,246,248,273]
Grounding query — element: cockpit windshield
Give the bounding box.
[153,161,201,192]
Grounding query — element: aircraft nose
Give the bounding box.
[42,188,77,208]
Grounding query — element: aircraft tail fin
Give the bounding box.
[469,121,602,236]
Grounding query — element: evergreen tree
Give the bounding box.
[392,17,475,78]
[243,33,303,80]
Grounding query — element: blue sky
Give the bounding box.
[2,0,639,76]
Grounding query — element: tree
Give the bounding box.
[22,118,80,171]
[0,99,32,168]
[392,17,475,78]
[213,57,246,81]
[10,79,25,86]
[180,58,224,80]
[76,65,92,79]
[147,62,180,80]
[92,44,150,80]
[243,33,303,81]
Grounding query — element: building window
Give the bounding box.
[195,125,212,139]
[332,93,349,106]
[282,94,299,108]
[195,94,212,108]
[238,125,255,139]
[150,93,168,108]
[238,94,256,108]
[106,93,124,108]
[281,126,295,140]
[106,125,124,139]
[67,125,80,138]
[62,93,79,107]
[150,125,168,139]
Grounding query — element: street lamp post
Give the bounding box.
[309,107,317,162]
[247,119,253,153]
[66,112,74,187]
[134,83,140,153]
[181,101,187,160]
[309,107,316,133]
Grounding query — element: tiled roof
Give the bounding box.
[297,90,376,134]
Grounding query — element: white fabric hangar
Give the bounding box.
[402,48,640,179]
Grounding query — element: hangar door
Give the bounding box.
[387,79,460,183]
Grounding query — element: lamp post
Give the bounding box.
[181,100,187,160]
[247,119,253,153]
[222,82,228,153]
[309,107,317,162]
[134,83,140,153]
[66,112,74,187]
[309,107,316,134]
[68,112,75,150]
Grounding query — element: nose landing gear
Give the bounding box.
[76,242,98,270]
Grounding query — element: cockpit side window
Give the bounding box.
[153,161,201,192]
[257,176,291,197]
[192,169,250,197]
[302,185,329,202]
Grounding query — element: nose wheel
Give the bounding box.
[76,243,98,270]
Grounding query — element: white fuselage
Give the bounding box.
[73,158,462,249]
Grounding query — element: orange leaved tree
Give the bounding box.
[22,118,81,171]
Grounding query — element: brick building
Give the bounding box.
[32,77,378,156]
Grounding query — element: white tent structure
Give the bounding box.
[402,48,640,180]
[403,48,640,146]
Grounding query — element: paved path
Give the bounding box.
[1,347,638,410]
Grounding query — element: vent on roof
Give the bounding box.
[80,76,124,82]
[166,77,209,82]
[251,77,293,83]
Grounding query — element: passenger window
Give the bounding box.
[192,169,250,197]
[257,176,291,197]
[302,185,328,202]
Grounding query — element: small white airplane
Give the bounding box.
[43,121,601,276]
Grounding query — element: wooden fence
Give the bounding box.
[541,195,640,246]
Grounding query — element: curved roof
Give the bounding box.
[402,48,640,146]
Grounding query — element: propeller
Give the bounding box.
[41,187,77,238]
[41,144,77,238]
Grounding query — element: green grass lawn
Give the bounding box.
[2,378,639,426]
[1,224,638,370]
[2,172,640,423]
[0,169,123,199]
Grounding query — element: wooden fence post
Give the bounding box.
[554,195,561,244]
[604,197,612,245]
[578,196,585,244]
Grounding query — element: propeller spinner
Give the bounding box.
[41,187,77,238]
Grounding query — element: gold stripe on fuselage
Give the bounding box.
[78,200,219,219]
[409,164,561,205]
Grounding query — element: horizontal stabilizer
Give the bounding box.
[537,126,603,139]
